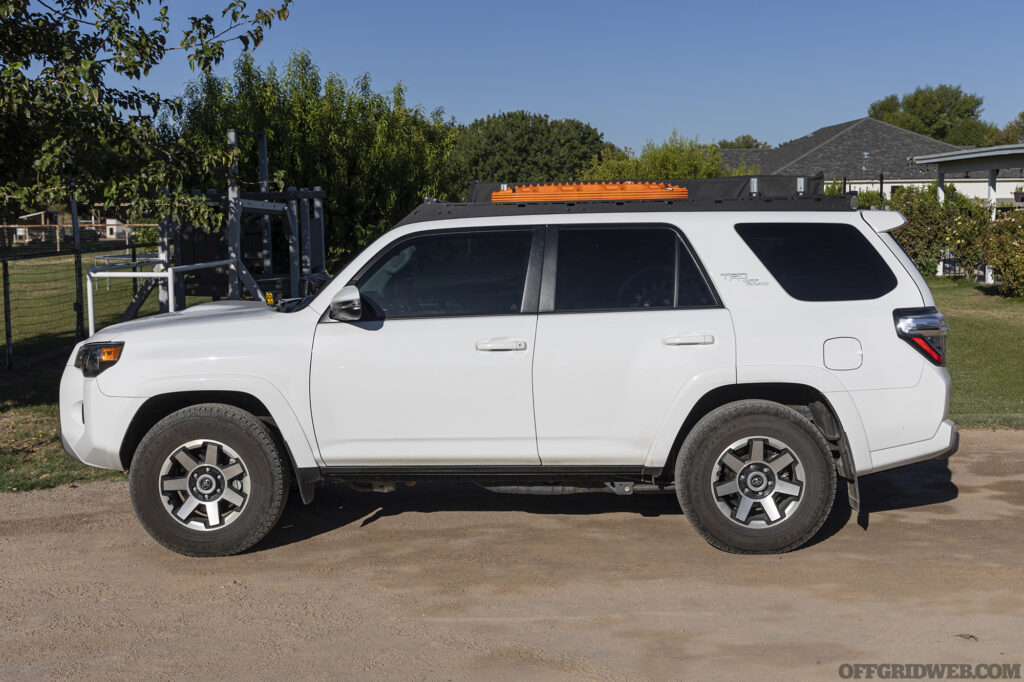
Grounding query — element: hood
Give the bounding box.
[90,300,272,341]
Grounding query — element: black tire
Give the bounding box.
[675,399,836,554]
[129,403,288,557]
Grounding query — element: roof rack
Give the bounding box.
[395,174,858,226]
[491,182,688,203]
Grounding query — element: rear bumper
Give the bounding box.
[935,426,960,459]
[865,418,959,474]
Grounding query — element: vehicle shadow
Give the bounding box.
[855,457,958,528]
[259,482,681,552]
[258,457,959,553]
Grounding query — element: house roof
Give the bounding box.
[722,117,1024,181]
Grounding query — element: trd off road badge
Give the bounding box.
[720,272,770,286]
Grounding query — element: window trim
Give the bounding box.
[340,225,545,321]
[538,222,722,314]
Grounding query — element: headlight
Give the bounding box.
[74,342,124,377]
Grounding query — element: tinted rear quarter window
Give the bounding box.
[735,222,897,302]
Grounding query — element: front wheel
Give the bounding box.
[675,400,836,554]
[129,404,288,556]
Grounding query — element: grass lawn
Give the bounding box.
[927,276,1024,429]
[1,276,1021,492]
[0,248,165,361]
[1,362,126,492]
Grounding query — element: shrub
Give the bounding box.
[887,183,988,276]
[985,211,1024,297]
[856,190,887,209]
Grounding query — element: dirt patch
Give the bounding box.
[1,429,1022,679]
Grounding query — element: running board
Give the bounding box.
[317,465,648,482]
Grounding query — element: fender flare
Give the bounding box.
[118,373,323,475]
[643,365,872,475]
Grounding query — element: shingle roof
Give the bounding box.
[721,117,1024,181]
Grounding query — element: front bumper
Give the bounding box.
[59,364,146,471]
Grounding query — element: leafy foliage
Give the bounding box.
[994,111,1024,146]
[170,52,464,258]
[868,84,998,146]
[887,183,988,276]
[581,132,757,181]
[456,111,611,184]
[984,211,1024,297]
[0,0,290,224]
[716,134,770,149]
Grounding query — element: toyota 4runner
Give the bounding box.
[60,182,958,556]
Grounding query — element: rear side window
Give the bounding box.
[554,226,716,311]
[735,223,897,302]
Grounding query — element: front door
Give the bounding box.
[310,228,542,466]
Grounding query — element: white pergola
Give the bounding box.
[913,143,1024,219]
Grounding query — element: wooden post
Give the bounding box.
[936,171,945,204]
[3,260,12,370]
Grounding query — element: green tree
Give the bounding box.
[868,84,998,146]
[456,111,611,184]
[995,111,1024,145]
[716,134,770,149]
[581,132,757,181]
[0,0,290,224]
[171,51,464,257]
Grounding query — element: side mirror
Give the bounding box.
[328,285,362,322]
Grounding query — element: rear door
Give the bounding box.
[532,223,735,465]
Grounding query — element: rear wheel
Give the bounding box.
[129,404,288,556]
[675,400,836,554]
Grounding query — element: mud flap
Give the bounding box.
[294,467,321,505]
[847,478,860,511]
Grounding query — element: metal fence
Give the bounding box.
[0,241,159,371]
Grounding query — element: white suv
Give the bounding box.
[60,192,958,556]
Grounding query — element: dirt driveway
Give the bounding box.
[1,430,1022,680]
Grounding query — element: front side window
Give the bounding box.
[735,223,897,302]
[554,226,715,311]
[353,230,533,318]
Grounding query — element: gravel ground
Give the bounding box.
[1,430,1022,680]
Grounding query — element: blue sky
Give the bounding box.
[138,0,1022,151]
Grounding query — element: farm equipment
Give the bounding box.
[85,130,328,335]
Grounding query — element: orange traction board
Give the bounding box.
[491,182,688,203]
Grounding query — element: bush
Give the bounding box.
[985,211,1024,296]
[856,190,887,209]
[887,183,988,276]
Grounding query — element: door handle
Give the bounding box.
[663,333,715,346]
[475,337,528,352]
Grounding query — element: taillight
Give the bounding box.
[893,307,947,366]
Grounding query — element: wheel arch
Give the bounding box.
[118,387,322,503]
[647,382,860,482]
